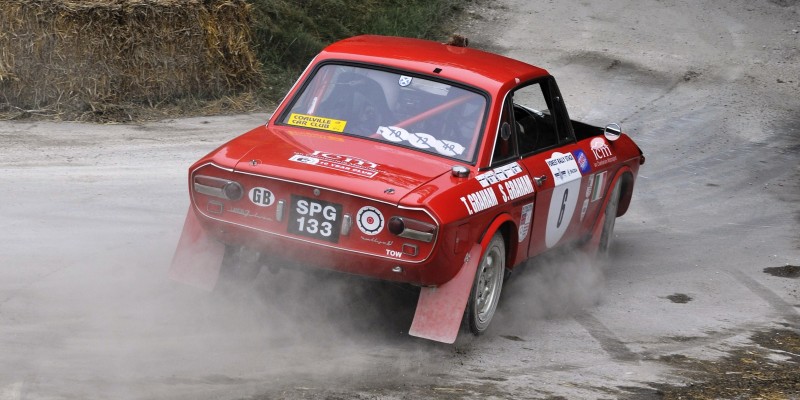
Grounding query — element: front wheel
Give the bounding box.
[465,233,505,335]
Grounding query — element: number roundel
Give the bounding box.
[356,206,384,236]
[545,178,580,248]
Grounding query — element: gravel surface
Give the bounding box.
[1,1,799,399]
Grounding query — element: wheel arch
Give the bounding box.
[616,170,635,217]
[477,213,517,271]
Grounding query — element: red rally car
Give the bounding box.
[170,35,645,343]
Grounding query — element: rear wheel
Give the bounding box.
[598,179,622,254]
[465,233,505,335]
[216,245,262,292]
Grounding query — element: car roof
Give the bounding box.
[318,35,550,92]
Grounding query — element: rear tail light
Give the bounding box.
[388,216,436,242]
[194,175,244,201]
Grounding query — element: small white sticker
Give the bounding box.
[357,206,384,235]
[580,198,589,221]
[289,154,320,165]
[399,76,413,87]
[518,203,534,242]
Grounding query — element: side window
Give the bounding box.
[511,79,573,155]
[491,97,518,165]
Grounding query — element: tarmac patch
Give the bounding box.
[763,265,800,278]
[665,293,692,304]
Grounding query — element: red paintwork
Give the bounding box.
[170,35,644,342]
[169,209,225,290]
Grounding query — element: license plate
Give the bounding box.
[287,195,343,243]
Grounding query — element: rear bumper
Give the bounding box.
[197,213,461,286]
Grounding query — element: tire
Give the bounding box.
[465,233,505,335]
[598,179,622,254]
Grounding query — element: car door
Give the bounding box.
[510,78,591,256]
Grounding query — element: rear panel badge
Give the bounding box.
[248,187,275,207]
[356,206,384,236]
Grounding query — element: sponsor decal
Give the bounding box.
[518,203,534,242]
[590,137,613,159]
[289,151,379,178]
[287,113,347,133]
[356,206,385,236]
[590,137,617,167]
[476,162,524,188]
[459,187,499,216]
[377,126,465,157]
[398,76,413,87]
[574,150,591,174]
[546,152,582,185]
[248,187,275,207]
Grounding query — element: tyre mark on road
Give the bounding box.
[728,269,800,329]
[574,312,639,362]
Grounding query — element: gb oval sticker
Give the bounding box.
[249,187,275,207]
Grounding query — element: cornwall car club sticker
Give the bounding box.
[356,206,384,235]
[289,151,379,178]
[287,113,347,133]
[248,187,275,207]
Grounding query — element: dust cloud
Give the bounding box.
[494,247,606,332]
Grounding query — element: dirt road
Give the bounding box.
[1,1,799,399]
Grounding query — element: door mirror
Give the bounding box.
[604,123,621,141]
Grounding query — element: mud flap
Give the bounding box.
[168,208,225,291]
[409,243,483,344]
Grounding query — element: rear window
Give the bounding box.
[280,63,487,163]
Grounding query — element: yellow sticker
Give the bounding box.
[287,113,347,133]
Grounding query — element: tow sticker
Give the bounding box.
[287,113,347,133]
[356,206,384,235]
